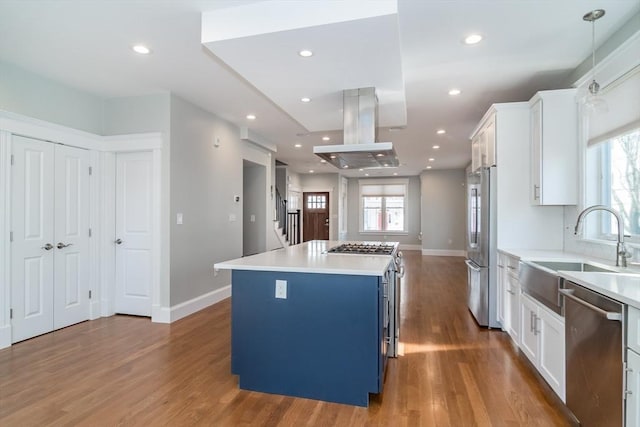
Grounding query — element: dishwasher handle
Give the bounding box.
[465,259,482,272]
[559,288,622,321]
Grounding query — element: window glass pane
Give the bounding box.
[385,196,404,231]
[586,128,640,241]
[609,129,640,236]
[363,196,382,231]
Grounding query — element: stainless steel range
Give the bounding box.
[327,242,397,255]
[327,241,403,359]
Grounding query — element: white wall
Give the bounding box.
[420,169,466,254]
[346,176,421,246]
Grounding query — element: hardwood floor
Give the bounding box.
[0,252,574,426]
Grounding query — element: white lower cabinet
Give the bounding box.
[505,269,520,344]
[627,349,640,427]
[519,293,565,402]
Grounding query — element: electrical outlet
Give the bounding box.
[275,280,287,299]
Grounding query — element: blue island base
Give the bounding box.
[231,270,385,407]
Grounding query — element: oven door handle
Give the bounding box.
[465,259,482,272]
[559,289,622,321]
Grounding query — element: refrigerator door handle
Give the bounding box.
[465,259,482,272]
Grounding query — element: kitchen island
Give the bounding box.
[214,240,397,407]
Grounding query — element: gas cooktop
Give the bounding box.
[327,242,396,255]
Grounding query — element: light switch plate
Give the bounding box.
[229,214,236,222]
[176,213,183,225]
[250,214,256,222]
[275,280,287,299]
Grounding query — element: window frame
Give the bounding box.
[358,178,409,235]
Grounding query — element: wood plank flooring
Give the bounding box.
[0,252,574,426]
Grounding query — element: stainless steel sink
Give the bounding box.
[530,260,617,273]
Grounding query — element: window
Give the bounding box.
[306,194,326,210]
[585,127,640,242]
[359,179,408,233]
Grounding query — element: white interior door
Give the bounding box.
[11,136,55,343]
[53,144,90,329]
[115,152,153,316]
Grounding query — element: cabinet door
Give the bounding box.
[471,136,481,172]
[627,349,640,427]
[484,116,496,167]
[519,293,538,365]
[538,306,565,402]
[530,99,542,205]
[506,275,520,343]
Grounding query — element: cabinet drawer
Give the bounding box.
[629,306,640,354]
[506,256,520,277]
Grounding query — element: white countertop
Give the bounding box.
[214,240,395,276]
[499,247,640,308]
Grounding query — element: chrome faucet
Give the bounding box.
[574,205,631,267]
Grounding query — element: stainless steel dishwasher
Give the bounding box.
[559,281,624,427]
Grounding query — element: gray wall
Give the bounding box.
[243,161,267,256]
[299,173,340,240]
[0,60,104,134]
[169,95,244,306]
[103,94,170,135]
[420,169,466,252]
[345,176,422,246]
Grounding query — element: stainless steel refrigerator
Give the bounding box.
[465,167,499,328]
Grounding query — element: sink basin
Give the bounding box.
[530,260,617,273]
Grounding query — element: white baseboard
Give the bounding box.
[398,244,422,251]
[0,323,11,349]
[422,249,466,257]
[151,304,171,324]
[169,285,231,323]
[101,299,114,318]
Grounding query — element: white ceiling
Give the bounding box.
[0,0,639,178]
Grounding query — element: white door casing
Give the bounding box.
[115,151,153,316]
[53,144,90,329]
[11,136,55,342]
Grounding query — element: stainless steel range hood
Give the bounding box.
[314,87,399,169]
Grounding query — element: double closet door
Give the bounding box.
[11,135,90,343]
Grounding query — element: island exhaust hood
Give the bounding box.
[314,87,399,170]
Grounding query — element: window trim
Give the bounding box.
[358,178,409,234]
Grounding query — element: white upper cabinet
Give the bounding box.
[529,89,578,205]
[470,112,496,172]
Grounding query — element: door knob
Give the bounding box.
[41,243,54,251]
[115,238,123,245]
[57,242,73,249]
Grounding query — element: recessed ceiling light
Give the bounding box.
[132,44,151,55]
[359,168,364,171]
[309,170,314,173]
[320,159,327,163]
[464,34,483,45]
[376,153,384,157]
[343,165,349,169]
[393,172,398,176]
[383,164,389,167]
[246,114,256,120]
[301,97,311,103]
[433,145,440,149]
[294,143,302,148]
[448,89,461,96]
[437,129,446,135]
[426,166,432,170]
[428,158,435,162]
[365,173,370,176]
[299,49,313,57]
[330,155,336,159]
[322,136,330,141]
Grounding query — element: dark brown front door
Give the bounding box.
[303,192,329,242]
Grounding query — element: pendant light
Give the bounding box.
[582,9,608,113]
